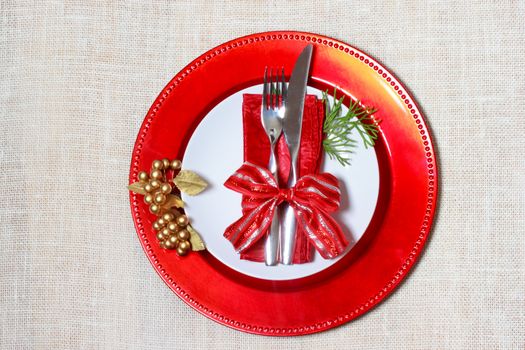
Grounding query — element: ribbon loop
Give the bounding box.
[224,162,348,259]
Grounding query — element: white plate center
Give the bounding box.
[182,85,379,280]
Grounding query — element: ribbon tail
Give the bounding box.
[223,198,277,253]
[293,202,348,259]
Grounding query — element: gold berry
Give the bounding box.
[144,183,153,193]
[164,240,174,249]
[177,229,190,241]
[138,171,149,182]
[152,221,161,231]
[156,232,164,241]
[157,218,166,227]
[162,212,174,222]
[149,204,160,214]
[176,215,189,226]
[154,193,166,204]
[176,246,188,256]
[169,235,178,245]
[161,228,170,237]
[178,240,191,251]
[150,169,163,180]
[170,159,182,170]
[150,180,160,189]
[144,194,154,205]
[152,160,164,170]
[160,183,172,194]
[162,158,171,169]
[167,222,178,232]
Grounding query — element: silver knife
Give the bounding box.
[280,44,313,265]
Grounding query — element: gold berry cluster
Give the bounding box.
[129,157,207,255]
[135,158,191,255]
[137,158,181,215]
[153,211,192,255]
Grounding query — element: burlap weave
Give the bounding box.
[0,1,523,349]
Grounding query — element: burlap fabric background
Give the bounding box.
[1,1,523,349]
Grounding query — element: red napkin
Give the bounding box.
[240,94,325,264]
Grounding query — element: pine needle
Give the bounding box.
[322,89,381,166]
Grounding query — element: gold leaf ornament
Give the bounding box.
[127,182,146,195]
[174,170,208,196]
[187,225,205,251]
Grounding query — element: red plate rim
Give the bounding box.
[129,31,438,336]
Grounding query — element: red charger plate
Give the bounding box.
[129,31,438,336]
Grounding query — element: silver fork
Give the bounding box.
[261,67,287,266]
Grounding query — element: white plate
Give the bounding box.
[182,85,379,280]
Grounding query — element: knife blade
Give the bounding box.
[280,44,313,265]
[282,44,313,163]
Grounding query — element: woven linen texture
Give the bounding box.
[0,1,523,349]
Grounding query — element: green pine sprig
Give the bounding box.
[322,89,381,166]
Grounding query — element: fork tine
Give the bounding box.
[281,67,287,108]
[274,68,280,108]
[274,68,279,108]
[262,67,268,110]
[270,67,276,109]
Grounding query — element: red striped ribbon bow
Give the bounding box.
[223,162,348,259]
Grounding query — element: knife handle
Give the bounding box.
[280,203,297,265]
[280,159,299,265]
[264,209,280,265]
[264,144,280,266]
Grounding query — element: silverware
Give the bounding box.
[280,44,313,265]
[261,67,286,266]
